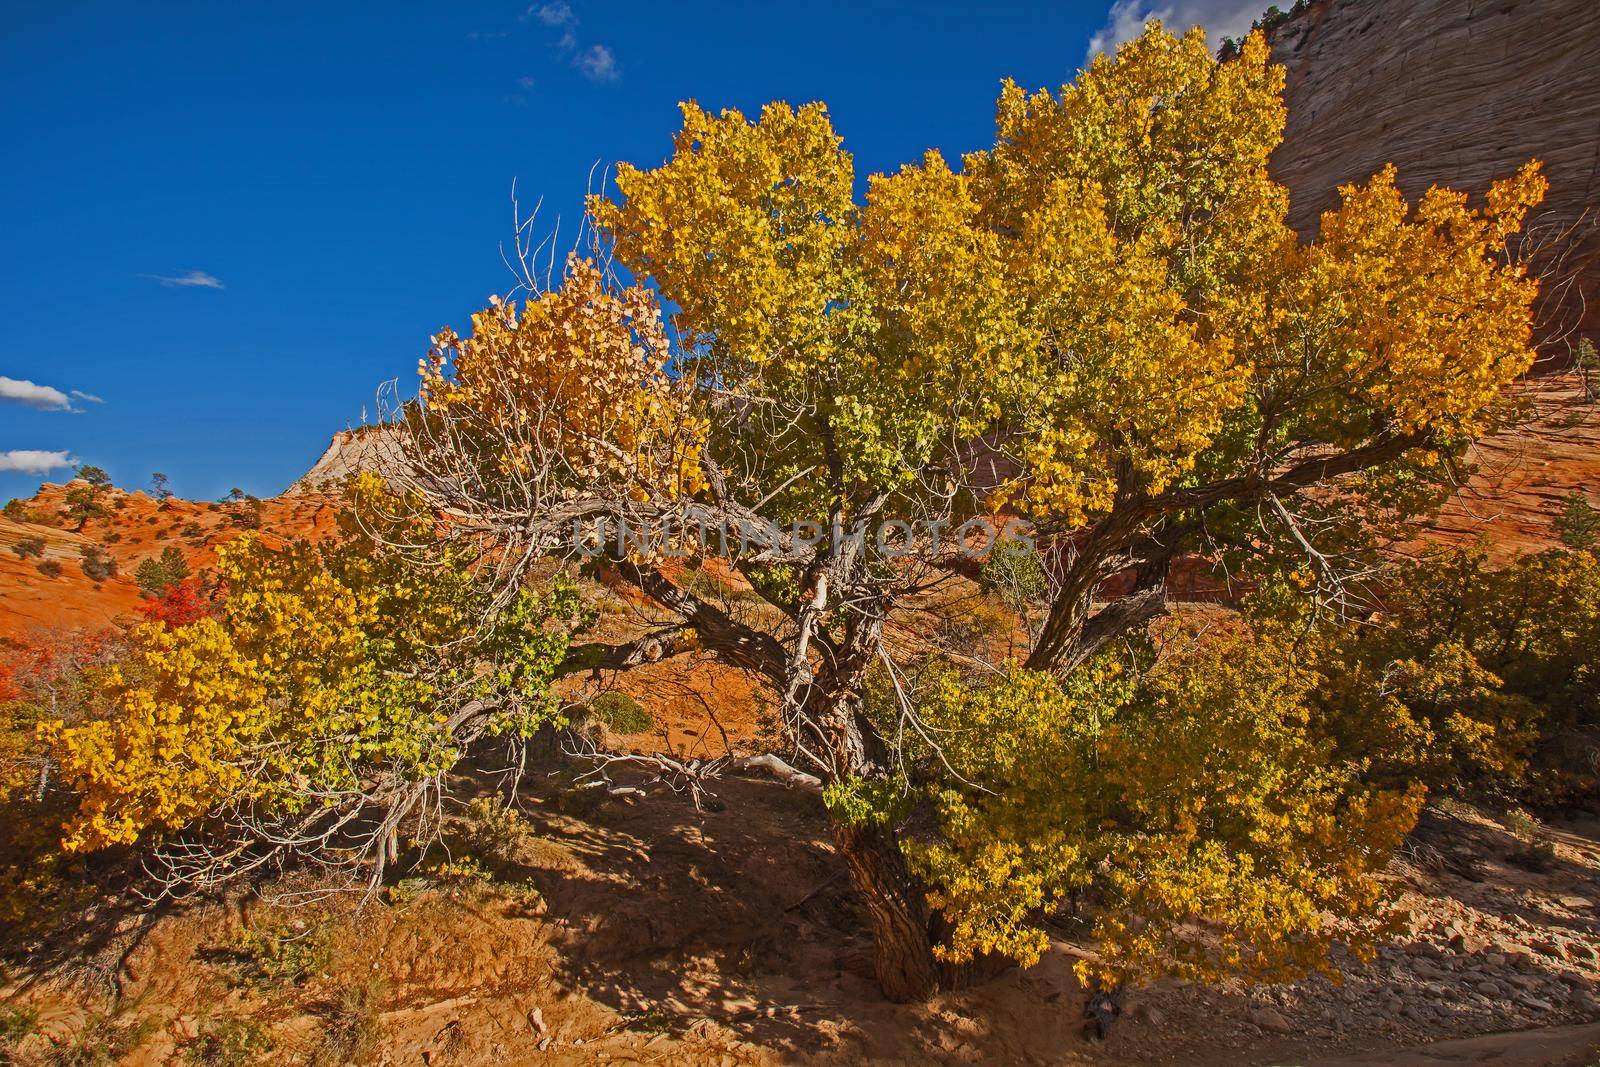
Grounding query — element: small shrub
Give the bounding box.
[223,916,334,988]
[0,1003,37,1045]
[49,1005,156,1066]
[1503,808,1558,871]
[1576,337,1598,401]
[308,979,384,1067]
[183,1015,275,1066]
[385,877,432,906]
[79,546,117,582]
[1555,490,1599,553]
[2,499,28,522]
[181,521,204,539]
[589,690,653,734]
[462,796,535,862]
[11,537,45,560]
[35,560,62,579]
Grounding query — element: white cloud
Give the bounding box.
[531,2,574,26]
[576,43,619,82]
[518,2,620,83]
[0,376,75,411]
[1087,0,1264,60]
[0,449,77,474]
[145,270,225,289]
[70,389,104,404]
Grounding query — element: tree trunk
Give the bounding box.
[831,816,942,1002]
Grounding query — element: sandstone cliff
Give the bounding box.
[285,425,412,496]
[1269,0,1600,347]
[1269,0,1600,554]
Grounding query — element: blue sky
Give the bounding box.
[1,0,1254,503]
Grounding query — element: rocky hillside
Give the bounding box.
[285,425,412,495]
[0,483,343,641]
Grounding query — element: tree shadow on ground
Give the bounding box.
[471,761,1091,1065]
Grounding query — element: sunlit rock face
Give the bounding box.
[1268,0,1600,349]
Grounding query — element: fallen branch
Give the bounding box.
[730,753,823,792]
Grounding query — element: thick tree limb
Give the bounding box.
[731,753,823,792]
[611,560,789,688]
[556,628,695,678]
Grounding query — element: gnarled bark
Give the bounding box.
[831,817,942,1002]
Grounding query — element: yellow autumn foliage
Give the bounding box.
[906,626,1422,985]
[589,24,1542,527]
[422,256,707,498]
[45,512,579,853]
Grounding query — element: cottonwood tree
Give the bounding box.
[393,25,1538,999]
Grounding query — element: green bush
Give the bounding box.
[979,536,1048,612]
[1555,490,1599,553]
[1307,544,1600,801]
[0,1003,37,1046]
[589,690,654,734]
[184,1016,275,1066]
[135,546,191,596]
[225,916,334,988]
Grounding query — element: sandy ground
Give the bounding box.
[3,760,1597,1066]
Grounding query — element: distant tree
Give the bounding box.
[74,465,112,490]
[979,537,1050,647]
[61,485,107,529]
[150,472,174,501]
[1576,338,1598,402]
[134,546,191,597]
[1556,490,1600,553]
[229,498,264,530]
